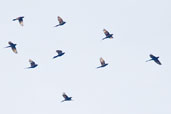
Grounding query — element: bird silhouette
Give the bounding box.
[61,93,72,102]
[146,54,162,65]
[5,41,17,54]
[53,50,65,59]
[102,29,113,40]
[97,57,108,68]
[26,59,38,69]
[13,16,24,26]
[54,16,66,27]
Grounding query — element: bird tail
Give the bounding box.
[54,25,59,27]
[61,100,65,102]
[24,67,31,69]
[96,66,102,69]
[146,59,153,62]
[102,37,107,40]
[53,55,58,59]
[4,46,11,48]
[13,19,17,21]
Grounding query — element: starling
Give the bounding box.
[5,41,17,54]
[54,16,66,27]
[102,29,113,40]
[61,92,72,102]
[146,54,162,65]
[97,57,108,68]
[13,16,24,26]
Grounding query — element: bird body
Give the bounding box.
[102,29,113,40]
[97,57,108,68]
[54,16,66,27]
[5,41,17,54]
[53,50,65,59]
[146,54,162,65]
[13,16,24,26]
[61,93,72,102]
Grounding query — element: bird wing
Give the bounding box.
[154,59,162,65]
[12,47,17,54]
[19,18,24,26]
[56,50,62,55]
[62,93,69,99]
[150,54,156,59]
[29,59,36,67]
[58,16,64,24]
[100,57,105,66]
[103,29,110,36]
[8,41,13,46]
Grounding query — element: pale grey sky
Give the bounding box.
[0,0,171,114]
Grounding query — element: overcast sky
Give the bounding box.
[0,0,171,114]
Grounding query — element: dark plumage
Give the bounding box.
[61,93,72,102]
[5,41,17,54]
[53,50,65,59]
[54,16,66,27]
[13,16,24,26]
[102,29,113,40]
[26,59,38,69]
[97,57,108,68]
[146,54,162,65]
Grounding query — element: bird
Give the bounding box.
[146,54,162,65]
[97,57,108,68]
[13,16,24,26]
[5,41,17,54]
[61,92,72,102]
[54,16,66,27]
[26,59,38,69]
[102,29,113,40]
[53,50,65,59]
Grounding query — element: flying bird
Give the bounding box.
[5,41,17,54]
[146,54,162,65]
[102,29,113,40]
[54,16,66,27]
[61,93,72,102]
[26,59,38,69]
[13,16,24,26]
[97,57,108,68]
[53,50,65,59]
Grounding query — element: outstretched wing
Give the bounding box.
[62,93,69,99]
[8,41,13,46]
[103,29,110,36]
[58,16,64,24]
[19,19,24,26]
[12,47,17,54]
[150,54,156,59]
[56,50,63,55]
[154,59,162,65]
[100,57,105,66]
[29,59,36,67]
[18,17,24,26]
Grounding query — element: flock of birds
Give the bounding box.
[5,16,162,102]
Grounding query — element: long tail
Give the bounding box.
[54,24,59,27]
[146,59,153,62]
[13,19,17,21]
[61,100,65,102]
[53,55,59,59]
[24,67,31,69]
[102,37,108,40]
[96,66,102,69]
[4,46,11,48]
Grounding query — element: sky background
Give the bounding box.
[0,0,171,114]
